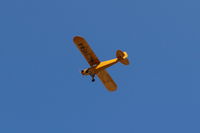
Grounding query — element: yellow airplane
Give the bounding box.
[73,36,130,91]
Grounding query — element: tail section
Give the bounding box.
[116,50,130,65]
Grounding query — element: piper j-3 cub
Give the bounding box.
[73,36,130,91]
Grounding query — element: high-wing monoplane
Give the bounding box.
[73,36,129,91]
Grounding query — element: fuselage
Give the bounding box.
[81,58,119,75]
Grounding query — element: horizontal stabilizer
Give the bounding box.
[116,50,130,65]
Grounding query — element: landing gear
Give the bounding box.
[91,74,95,82]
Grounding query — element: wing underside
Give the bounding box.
[73,36,100,66]
[97,70,117,91]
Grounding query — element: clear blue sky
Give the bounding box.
[0,0,199,132]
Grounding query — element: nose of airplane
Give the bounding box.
[81,70,84,75]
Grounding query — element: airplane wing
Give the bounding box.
[73,36,100,66]
[97,70,117,91]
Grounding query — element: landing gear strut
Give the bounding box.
[91,74,95,82]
